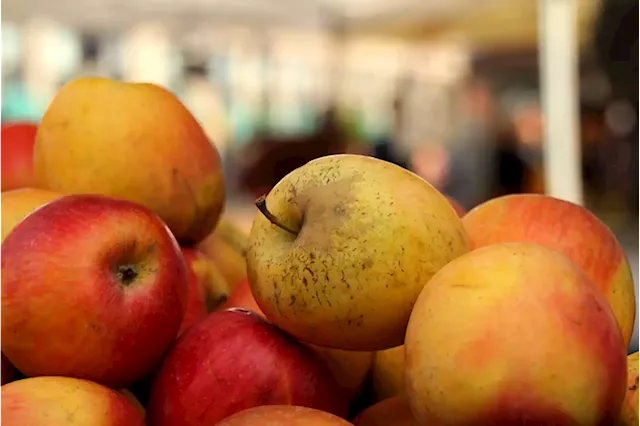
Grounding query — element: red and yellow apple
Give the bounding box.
[1,188,62,242]
[216,405,353,426]
[371,345,405,401]
[33,77,225,244]
[463,194,636,347]
[1,195,188,388]
[1,376,145,426]
[353,396,420,426]
[179,248,210,334]
[226,279,373,399]
[1,122,38,191]
[617,351,639,425]
[405,243,627,425]
[185,246,231,311]
[147,309,348,426]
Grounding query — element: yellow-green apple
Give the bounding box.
[1,188,61,242]
[147,309,348,426]
[1,123,38,191]
[1,194,188,388]
[617,352,639,425]
[353,396,420,426]
[216,405,353,426]
[371,345,405,401]
[247,154,469,350]
[198,222,248,290]
[226,279,373,399]
[1,376,145,426]
[405,243,627,426]
[179,248,210,334]
[463,194,636,348]
[33,77,225,244]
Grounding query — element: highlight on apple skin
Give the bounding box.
[1,376,145,426]
[463,193,636,348]
[405,243,627,426]
[1,194,189,388]
[147,308,348,426]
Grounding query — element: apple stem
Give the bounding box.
[255,195,299,236]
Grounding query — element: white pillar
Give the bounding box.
[538,0,583,205]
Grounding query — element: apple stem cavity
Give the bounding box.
[255,195,299,236]
[116,265,138,286]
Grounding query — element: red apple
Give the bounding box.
[147,309,348,426]
[179,248,210,334]
[1,123,38,192]
[1,376,145,426]
[1,194,188,388]
[216,405,353,426]
[226,279,374,400]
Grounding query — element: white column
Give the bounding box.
[538,0,583,205]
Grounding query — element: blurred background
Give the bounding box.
[2,0,638,346]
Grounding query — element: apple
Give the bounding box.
[179,248,210,334]
[353,396,420,426]
[1,194,188,388]
[185,246,232,311]
[247,154,469,350]
[147,309,348,426]
[1,188,62,242]
[119,389,146,418]
[33,77,225,244]
[371,345,405,401]
[1,376,145,426]
[198,221,248,290]
[463,194,636,348]
[405,243,627,426]
[1,122,38,191]
[216,405,353,426]
[617,352,639,425]
[226,279,373,399]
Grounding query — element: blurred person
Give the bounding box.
[442,77,497,210]
[371,80,411,169]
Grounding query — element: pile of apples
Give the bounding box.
[1,76,638,426]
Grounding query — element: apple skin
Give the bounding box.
[353,396,420,426]
[147,309,348,426]
[1,376,145,426]
[463,194,636,348]
[247,154,469,350]
[226,279,373,400]
[617,352,639,425]
[216,405,353,426]
[1,188,62,242]
[1,122,38,191]
[405,243,627,426]
[33,77,225,244]
[179,248,210,334]
[1,194,188,388]
[371,345,405,402]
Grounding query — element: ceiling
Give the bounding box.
[2,0,504,32]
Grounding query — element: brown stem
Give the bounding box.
[255,195,299,235]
